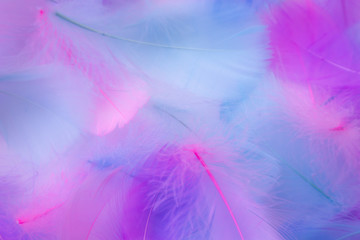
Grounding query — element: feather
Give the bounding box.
[59,137,280,240]
[235,80,360,239]
[266,0,360,165]
[52,0,269,105]
[0,0,148,160]
[2,0,360,239]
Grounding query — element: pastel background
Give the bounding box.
[0,0,359,239]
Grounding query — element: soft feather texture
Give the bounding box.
[266,0,360,167]
[0,0,360,240]
[0,0,148,161]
